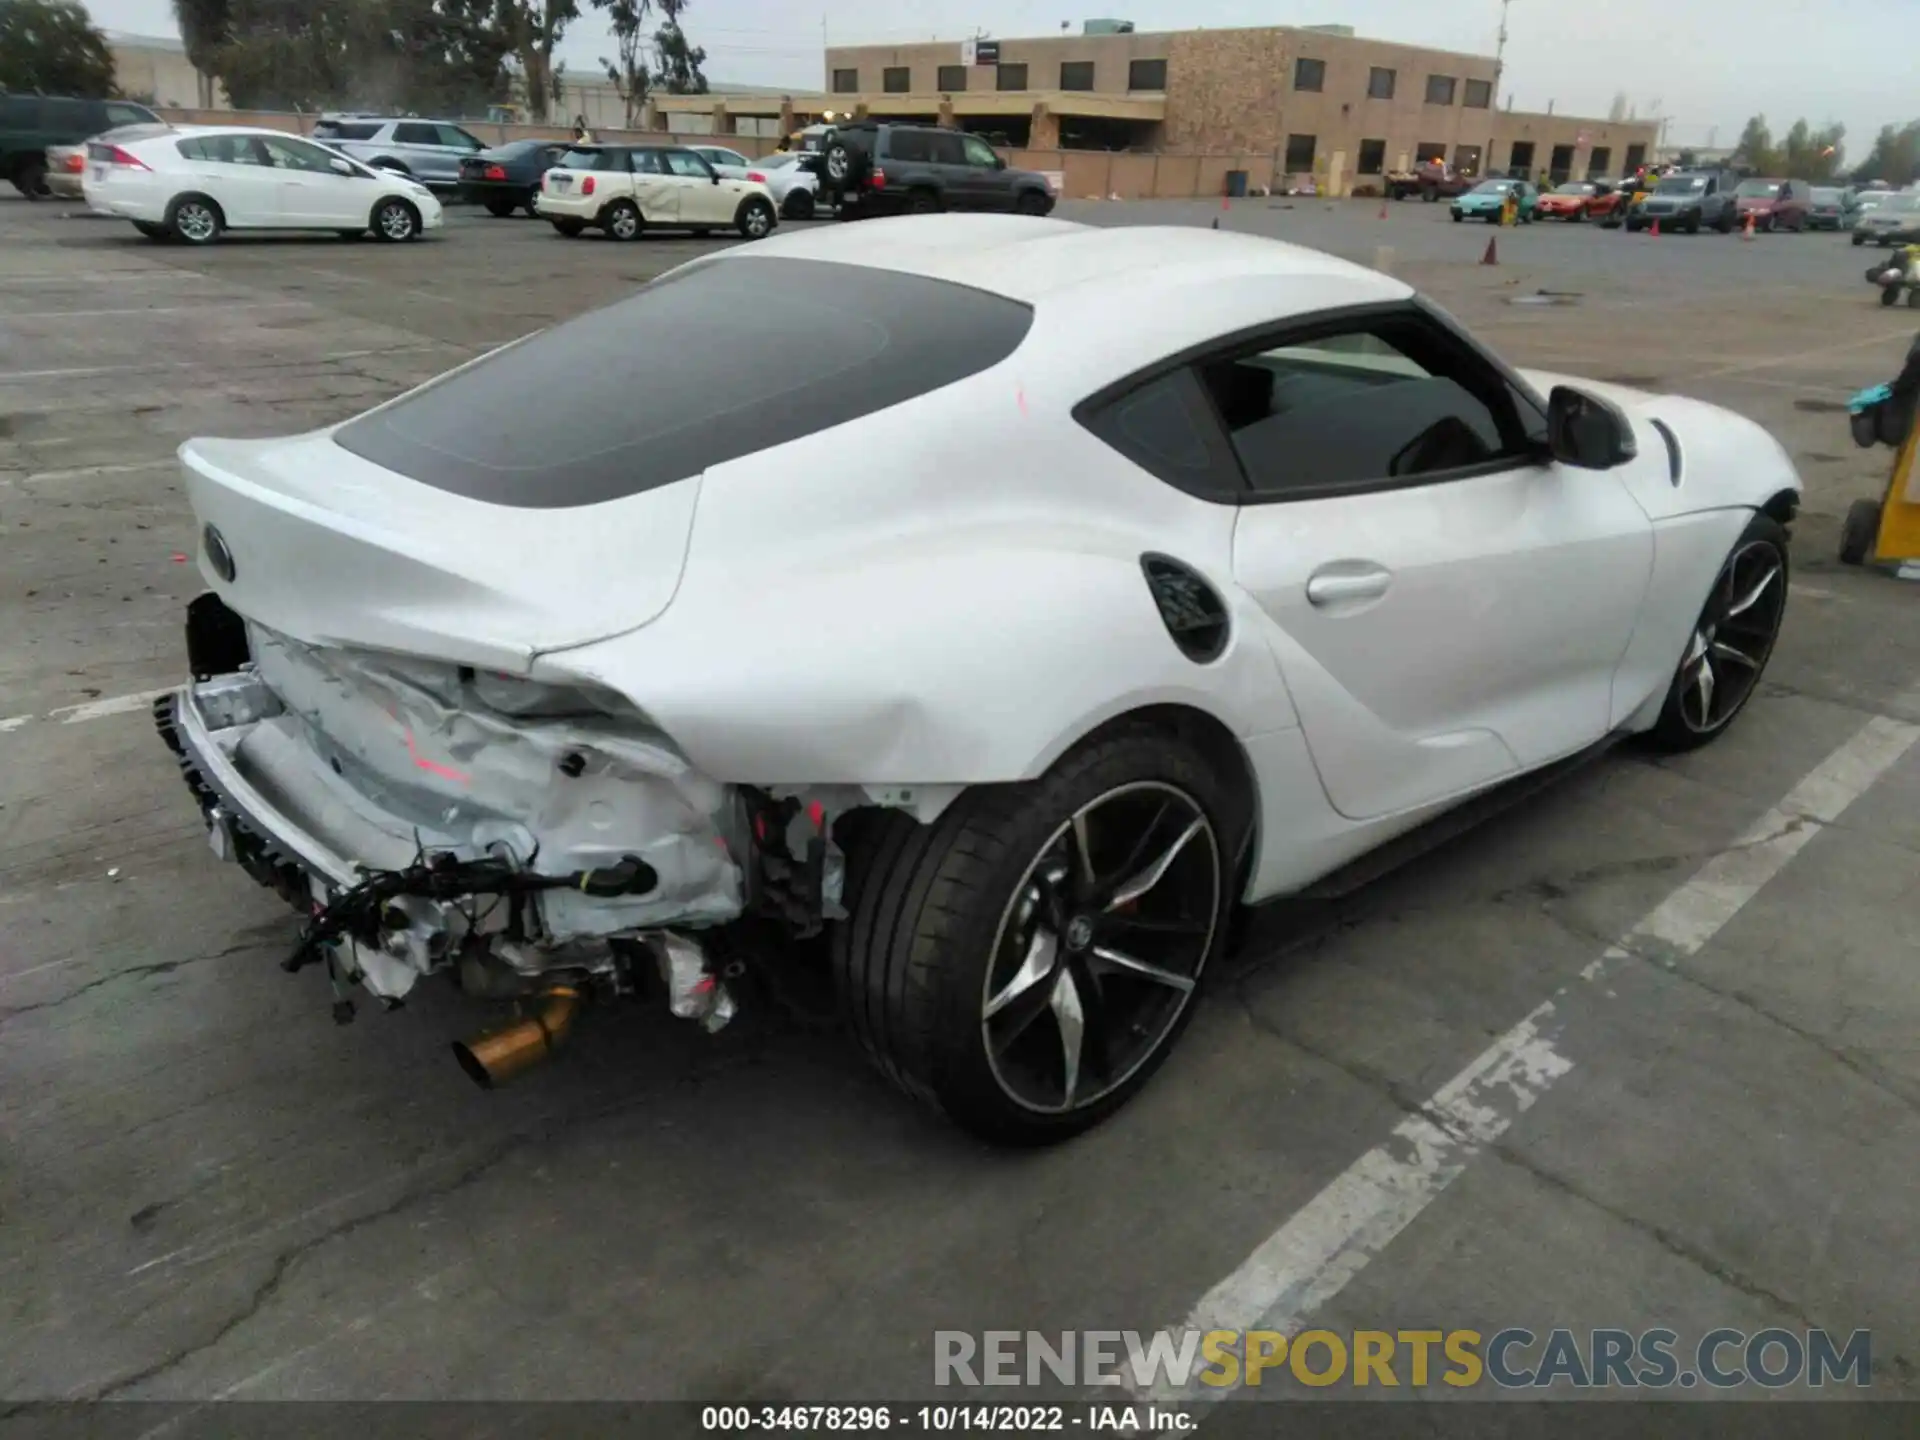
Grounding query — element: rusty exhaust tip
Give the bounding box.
[452,986,581,1090]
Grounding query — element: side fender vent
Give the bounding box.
[1648,417,1683,486]
[1141,553,1229,664]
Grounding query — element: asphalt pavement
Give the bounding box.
[2,193,1918,1418]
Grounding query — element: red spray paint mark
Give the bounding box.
[386,702,470,785]
[170,553,189,563]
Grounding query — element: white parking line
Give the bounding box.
[3,458,175,487]
[0,686,173,736]
[3,301,312,320]
[1131,685,1920,1415]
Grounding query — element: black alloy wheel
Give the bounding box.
[1646,517,1789,750]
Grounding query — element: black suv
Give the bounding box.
[806,122,1055,219]
[2,94,161,197]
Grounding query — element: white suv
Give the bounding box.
[309,115,486,187]
[535,143,778,241]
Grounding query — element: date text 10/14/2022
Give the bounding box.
[700,1405,1193,1432]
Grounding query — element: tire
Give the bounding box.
[831,724,1238,1145]
[132,220,170,242]
[1839,498,1881,566]
[166,194,223,245]
[552,219,584,238]
[1880,284,1900,307]
[735,196,775,239]
[1642,515,1789,753]
[1717,212,1734,234]
[1853,233,1866,246]
[906,189,939,215]
[603,199,642,241]
[483,197,517,218]
[1016,190,1050,216]
[1451,211,1462,222]
[372,197,420,242]
[1570,209,1584,223]
[823,139,866,188]
[1686,217,1701,235]
[15,157,49,199]
[782,188,815,221]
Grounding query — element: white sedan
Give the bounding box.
[83,123,443,244]
[535,143,777,240]
[690,144,821,220]
[155,216,1799,1144]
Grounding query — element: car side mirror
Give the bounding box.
[993,154,1006,170]
[1546,385,1637,470]
[329,157,353,175]
[711,172,721,184]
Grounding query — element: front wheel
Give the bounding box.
[372,199,419,242]
[1853,233,1866,246]
[735,196,775,239]
[831,725,1238,1145]
[1839,499,1881,566]
[1642,516,1789,752]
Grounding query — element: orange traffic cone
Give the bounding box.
[1481,235,1498,265]
[1742,213,1756,240]
[1378,199,1388,220]
[1650,219,1660,237]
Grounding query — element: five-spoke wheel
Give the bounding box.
[1647,515,1789,751]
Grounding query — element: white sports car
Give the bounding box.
[156,215,1799,1144]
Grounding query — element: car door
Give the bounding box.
[661,148,731,223]
[1218,304,1654,821]
[627,148,679,221]
[259,134,371,226]
[939,131,1002,210]
[433,124,486,184]
[176,133,282,227]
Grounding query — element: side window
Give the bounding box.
[437,125,482,150]
[927,131,967,165]
[1192,315,1538,499]
[1077,368,1245,501]
[961,135,999,168]
[662,150,712,179]
[886,130,932,163]
[631,149,664,174]
[393,123,440,146]
[261,136,342,173]
[103,103,154,127]
[180,134,268,166]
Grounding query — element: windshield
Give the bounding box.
[1468,180,1513,195]
[1653,177,1707,194]
[1883,194,1920,213]
[1552,182,1593,195]
[1735,180,1781,198]
[1812,188,1843,205]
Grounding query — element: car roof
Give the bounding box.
[709,215,1410,311]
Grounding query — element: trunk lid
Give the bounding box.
[181,432,698,674]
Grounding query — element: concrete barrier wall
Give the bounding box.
[154,109,1290,200]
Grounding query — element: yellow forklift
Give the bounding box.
[1841,330,1920,579]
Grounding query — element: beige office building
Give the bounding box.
[795,22,1658,193]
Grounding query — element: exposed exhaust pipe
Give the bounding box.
[452,985,581,1089]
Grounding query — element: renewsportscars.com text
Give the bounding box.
[934,1327,1872,1391]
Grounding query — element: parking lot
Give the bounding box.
[3,191,1919,1412]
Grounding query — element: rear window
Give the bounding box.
[313,121,382,140]
[558,147,623,170]
[333,258,1035,509]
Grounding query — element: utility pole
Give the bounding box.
[1488,0,1510,178]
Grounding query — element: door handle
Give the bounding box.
[1305,566,1392,607]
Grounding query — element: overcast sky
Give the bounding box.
[85,0,1910,152]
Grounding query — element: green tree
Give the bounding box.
[1733,115,1776,174]
[1853,120,1920,186]
[651,0,705,96]
[500,0,576,122]
[0,0,118,97]
[169,0,229,105]
[597,0,650,128]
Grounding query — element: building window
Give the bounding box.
[832,68,858,93]
[1357,138,1386,175]
[1588,145,1612,177]
[1415,141,1447,163]
[1623,143,1647,173]
[882,66,910,94]
[996,62,1028,92]
[1548,144,1575,181]
[1367,67,1396,100]
[1508,140,1535,173]
[1453,144,1483,175]
[1463,78,1492,109]
[1425,74,1457,105]
[1128,58,1167,91]
[1293,57,1324,92]
[936,64,966,92]
[1284,133,1317,172]
[1060,60,1094,91]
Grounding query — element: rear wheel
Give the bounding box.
[167,194,223,245]
[604,199,642,241]
[1840,499,1881,566]
[906,189,940,215]
[1016,190,1050,215]
[15,157,49,199]
[831,725,1236,1145]
[1853,233,1866,246]
[782,188,815,220]
[1643,516,1789,752]
[483,196,517,218]
[552,219,584,238]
